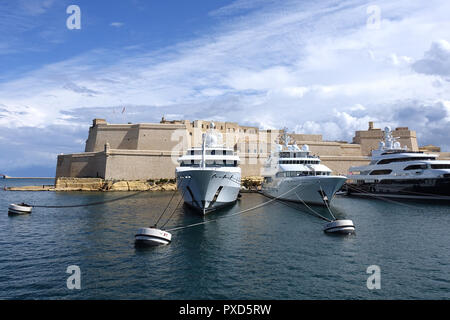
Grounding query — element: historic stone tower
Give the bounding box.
[352,121,419,156]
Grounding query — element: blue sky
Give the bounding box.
[1,0,450,176]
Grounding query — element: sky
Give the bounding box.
[0,0,449,176]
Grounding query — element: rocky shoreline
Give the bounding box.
[5,177,264,192]
[5,178,177,192]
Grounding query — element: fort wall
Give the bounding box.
[57,119,428,180]
[56,152,106,178]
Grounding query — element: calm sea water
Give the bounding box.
[1,178,449,299]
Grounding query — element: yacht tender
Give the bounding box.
[175,123,241,215]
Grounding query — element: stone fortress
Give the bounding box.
[55,119,448,180]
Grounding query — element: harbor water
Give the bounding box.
[1,179,449,299]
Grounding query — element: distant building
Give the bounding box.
[56,119,423,180]
[419,144,441,153]
[352,121,418,156]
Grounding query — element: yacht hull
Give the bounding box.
[176,168,241,215]
[262,176,346,205]
[346,178,450,200]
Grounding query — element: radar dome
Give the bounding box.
[301,144,309,152]
[205,132,218,146]
[384,126,391,133]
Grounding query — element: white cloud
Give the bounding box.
[412,40,450,77]
[110,22,125,28]
[18,0,56,16]
[1,0,450,162]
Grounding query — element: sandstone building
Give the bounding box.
[56,119,426,180]
[352,121,419,155]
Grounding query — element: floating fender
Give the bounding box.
[323,219,355,235]
[8,203,32,215]
[135,227,172,246]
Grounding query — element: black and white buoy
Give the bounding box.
[8,203,32,215]
[323,219,355,235]
[135,227,172,246]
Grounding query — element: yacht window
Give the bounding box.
[431,164,450,169]
[377,157,436,164]
[369,169,392,175]
[404,164,427,170]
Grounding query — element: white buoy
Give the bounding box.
[323,219,355,234]
[135,227,172,246]
[8,203,32,215]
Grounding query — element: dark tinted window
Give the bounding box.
[369,169,392,175]
[377,157,435,164]
[431,164,450,169]
[404,164,427,170]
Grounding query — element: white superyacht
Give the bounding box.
[176,123,241,215]
[261,133,347,205]
[347,126,450,200]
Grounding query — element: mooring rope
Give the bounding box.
[347,183,450,200]
[152,188,179,227]
[259,188,332,222]
[26,185,162,208]
[160,188,188,229]
[29,191,147,208]
[346,184,423,209]
[293,190,332,222]
[319,184,336,220]
[165,182,307,232]
[158,181,191,229]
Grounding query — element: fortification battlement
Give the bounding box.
[57,119,424,180]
